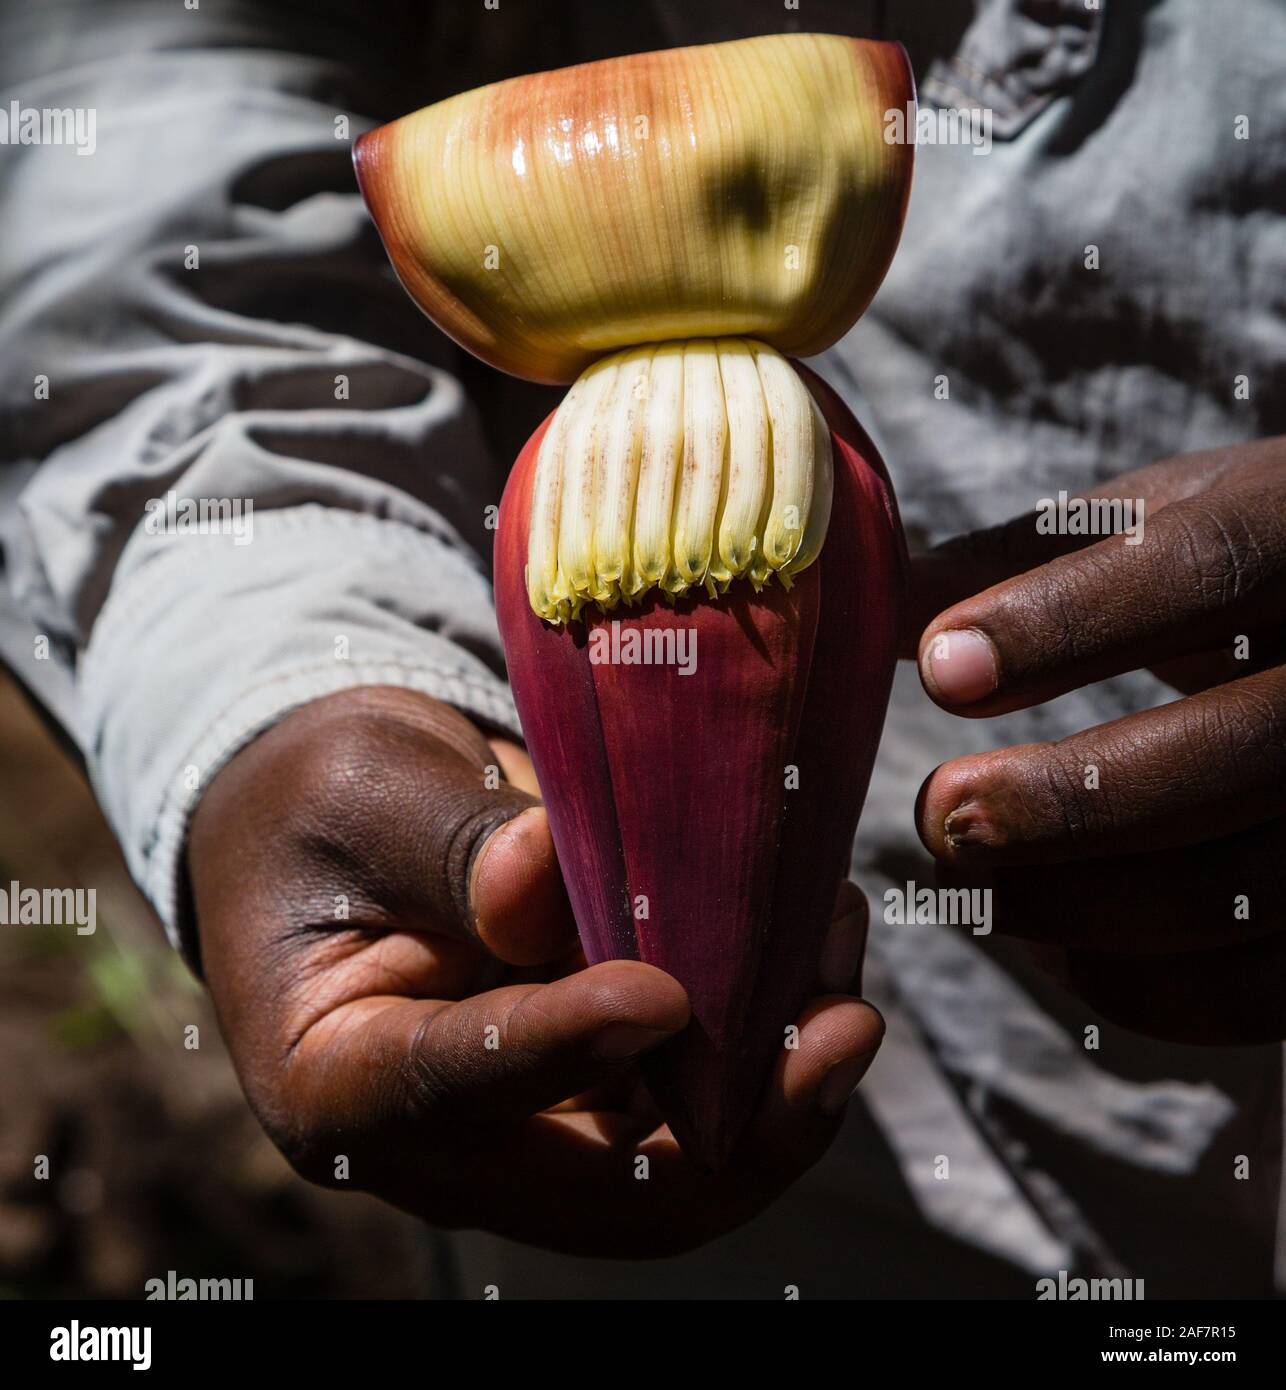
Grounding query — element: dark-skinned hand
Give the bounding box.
[188,685,882,1258]
[909,438,1286,1045]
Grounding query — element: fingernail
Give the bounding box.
[923,628,998,705]
[819,913,865,993]
[468,806,541,923]
[943,803,992,851]
[593,1022,677,1062]
[818,1050,877,1116]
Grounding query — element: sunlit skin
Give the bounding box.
[190,687,882,1258]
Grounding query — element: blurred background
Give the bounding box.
[0,670,427,1298]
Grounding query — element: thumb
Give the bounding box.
[469,804,577,965]
[385,713,575,967]
[289,686,576,967]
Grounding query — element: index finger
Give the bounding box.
[903,443,1269,647]
[916,479,1286,716]
[279,961,690,1164]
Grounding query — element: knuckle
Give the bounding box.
[1186,684,1286,783]
[287,707,396,811]
[278,708,442,888]
[996,565,1097,676]
[1161,500,1262,613]
[399,997,537,1131]
[1034,744,1113,848]
[401,1008,466,1125]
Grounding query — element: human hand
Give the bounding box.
[909,438,1286,1044]
[188,686,882,1257]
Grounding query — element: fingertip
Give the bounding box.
[471,806,575,966]
[807,994,885,1050]
[916,756,991,861]
[915,763,955,857]
[781,996,885,1111]
[745,996,883,1165]
[820,885,869,993]
[519,959,690,1065]
[572,959,692,1036]
[817,1049,880,1115]
[920,626,1000,708]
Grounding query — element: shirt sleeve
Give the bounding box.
[0,2,523,961]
